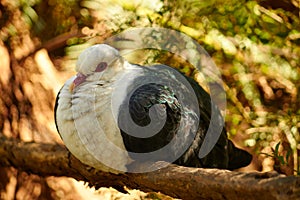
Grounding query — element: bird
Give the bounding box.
[54,44,252,173]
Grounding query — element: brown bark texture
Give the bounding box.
[0,136,299,200]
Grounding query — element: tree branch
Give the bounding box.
[0,136,299,200]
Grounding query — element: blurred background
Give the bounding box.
[0,0,299,199]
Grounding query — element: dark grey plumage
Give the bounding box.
[119,68,252,170]
[54,44,252,173]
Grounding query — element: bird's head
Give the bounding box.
[70,44,124,92]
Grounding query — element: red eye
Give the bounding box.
[95,62,107,72]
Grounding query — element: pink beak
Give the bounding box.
[69,73,87,92]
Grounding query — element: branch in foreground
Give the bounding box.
[0,136,299,200]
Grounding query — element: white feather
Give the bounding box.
[55,45,134,173]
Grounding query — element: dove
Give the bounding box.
[54,44,252,173]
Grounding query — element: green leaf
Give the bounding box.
[278,156,285,165]
[285,149,292,163]
[274,142,280,156]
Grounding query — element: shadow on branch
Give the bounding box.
[0,135,299,200]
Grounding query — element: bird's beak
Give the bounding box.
[69,82,76,93]
[69,73,87,93]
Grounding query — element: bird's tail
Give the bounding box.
[227,140,252,170]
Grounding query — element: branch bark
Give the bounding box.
[0,136,299,200]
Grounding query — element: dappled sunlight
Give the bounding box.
[0,0,299,199]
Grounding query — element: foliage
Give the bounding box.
[1,0,300,174]
[155,0,300,174]
[260,142,298,175]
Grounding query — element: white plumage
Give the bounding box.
[55,44,252,174]
[55,44,133,173]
